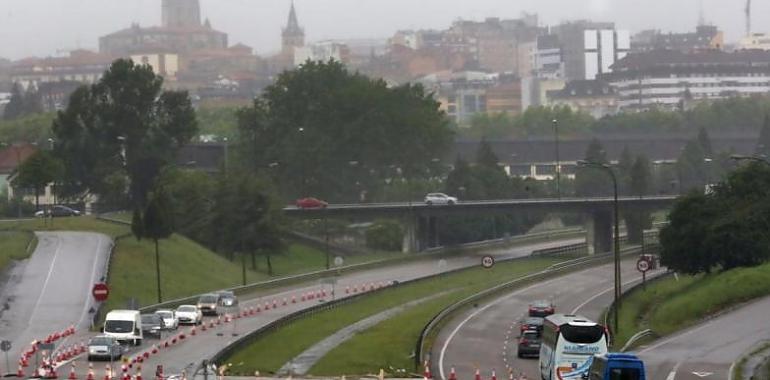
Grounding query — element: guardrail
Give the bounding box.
[413,242,659,371]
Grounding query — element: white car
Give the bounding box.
[155,309,178,330]
[424,193,458,205]
[175,305,202,325]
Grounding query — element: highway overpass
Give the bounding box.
[284,196,677,253]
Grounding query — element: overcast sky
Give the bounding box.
[0,0,767,59]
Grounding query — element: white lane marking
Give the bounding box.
[438,280,547,380]
[727,361,736,380]
[31,234,63,320]
[666,362,682,380]
[570,275,647,314]
[78,234,105,325]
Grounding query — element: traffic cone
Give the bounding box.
[321,289,326,298]
[201,323,207,332]
[448,368,457,380]
[256,304,261,312]
[104,365,111,380]
[423,361,431,379]
[352,285,358,293]
[518,372,527,380]
[179,332,186,340]
[291,296,296,304]
[475,369,481,380]
[491,370,497,380]
[22,356,29,367]
[264,301,270,310]
[135,366,142,380]
[345,286,350,294]
[68,363,77,380]
[87,364,94,380]
[282,298,287,306]
[48,365,59,379]
[151,346,158,355]
[209,320,215,329]
[155,365,163,380]
[507,371,513,380]
[164,340,169,348]
[121,365,129,380]
[191,326,196,336]
[17,365,25,377]
[272,299,277,309]
[216,316,222,325]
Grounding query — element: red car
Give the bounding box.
[295,197,329,209]
[528,300,555,317]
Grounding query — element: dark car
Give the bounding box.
[35,205,81,218]
[528,300,555,317]
[140,314,164,338]
[519,317,544,334]
[517,330,542,358]
[217,290,238,307]
[295,197,328,209]
[197,293,221,316]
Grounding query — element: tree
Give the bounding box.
[624,155,652,243]
[236,60,453,202]
[210,174,284,275]
[757,114,770,157]
[142,186,175,303]
[52,59,198,208]
[12,151,63,210]
[575,139,611,197]
[476,139,501,169]
[697,126,714,158]
[659,192,719,274]
[617,146,634,195]
[676,139,707,192]
[3,83,24,120]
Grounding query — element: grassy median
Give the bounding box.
[615,261,770,349]
[222,256,565,376]
[0,230,37,271]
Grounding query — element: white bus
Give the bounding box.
[539,314,609,380]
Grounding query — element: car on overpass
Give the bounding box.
[424,193,458,205]
[34,205,81,217]
[295,197,329,209]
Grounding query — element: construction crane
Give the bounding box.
[746,0,752,36]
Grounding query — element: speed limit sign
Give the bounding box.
[481,255,495,269]
[636,257,651,273]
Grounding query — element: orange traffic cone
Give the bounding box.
[345,286,350,294]
[448,367,457,380]
[17,365,25,377]
[423,361,431,379]
[86,364,95,380]
[68,363,77,380]
[104,365,111,380]
[135,366,142,380]
[272,299,277,309]
[475,369,482,380]
[282,298,287,306]
[291,296,296,304]
[491,370,497,380]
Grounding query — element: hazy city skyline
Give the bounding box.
[0,0,767,59]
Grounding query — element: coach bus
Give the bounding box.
[539,314,609,380]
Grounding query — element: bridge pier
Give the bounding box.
[586,210,613,255]
[402,215,440,253]
[402,215,419,253]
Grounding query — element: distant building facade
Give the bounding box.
[602,49,770,111]
[547,79,618,118]
[541,21,630,81]
[631,25,723,53]
[738,33,770,50]
[294,41,351,66]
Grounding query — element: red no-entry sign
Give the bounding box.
[92,282,109,302]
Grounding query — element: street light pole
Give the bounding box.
[577,160,621,334]
[553,119,562,199]
[298,127,305,196]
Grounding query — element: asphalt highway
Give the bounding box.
[0,232,110,368]
[433,260,660,380]
[52,237,584,378]
[639,295,770,380]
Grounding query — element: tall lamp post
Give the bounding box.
[553,119,562,199]
[577,160,621,334]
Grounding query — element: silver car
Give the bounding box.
[424,193,458,205]
[87,335,123,361]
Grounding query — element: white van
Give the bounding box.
[103,310,143,346]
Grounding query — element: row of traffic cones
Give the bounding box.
[344,281,390,295]
[446,368,527,380]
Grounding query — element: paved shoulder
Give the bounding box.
[0,231,111,360]
[639,295,770,380]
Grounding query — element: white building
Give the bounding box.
[294,41,350,66]
[582,29,630,80]
[738,33,770,50]
[602,50,770,111]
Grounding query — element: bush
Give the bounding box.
[365,219,403,252]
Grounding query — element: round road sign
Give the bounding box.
[636,258,651,273]
[0,340,11,352]
[92,282,109,302]
[481,255,495,269]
